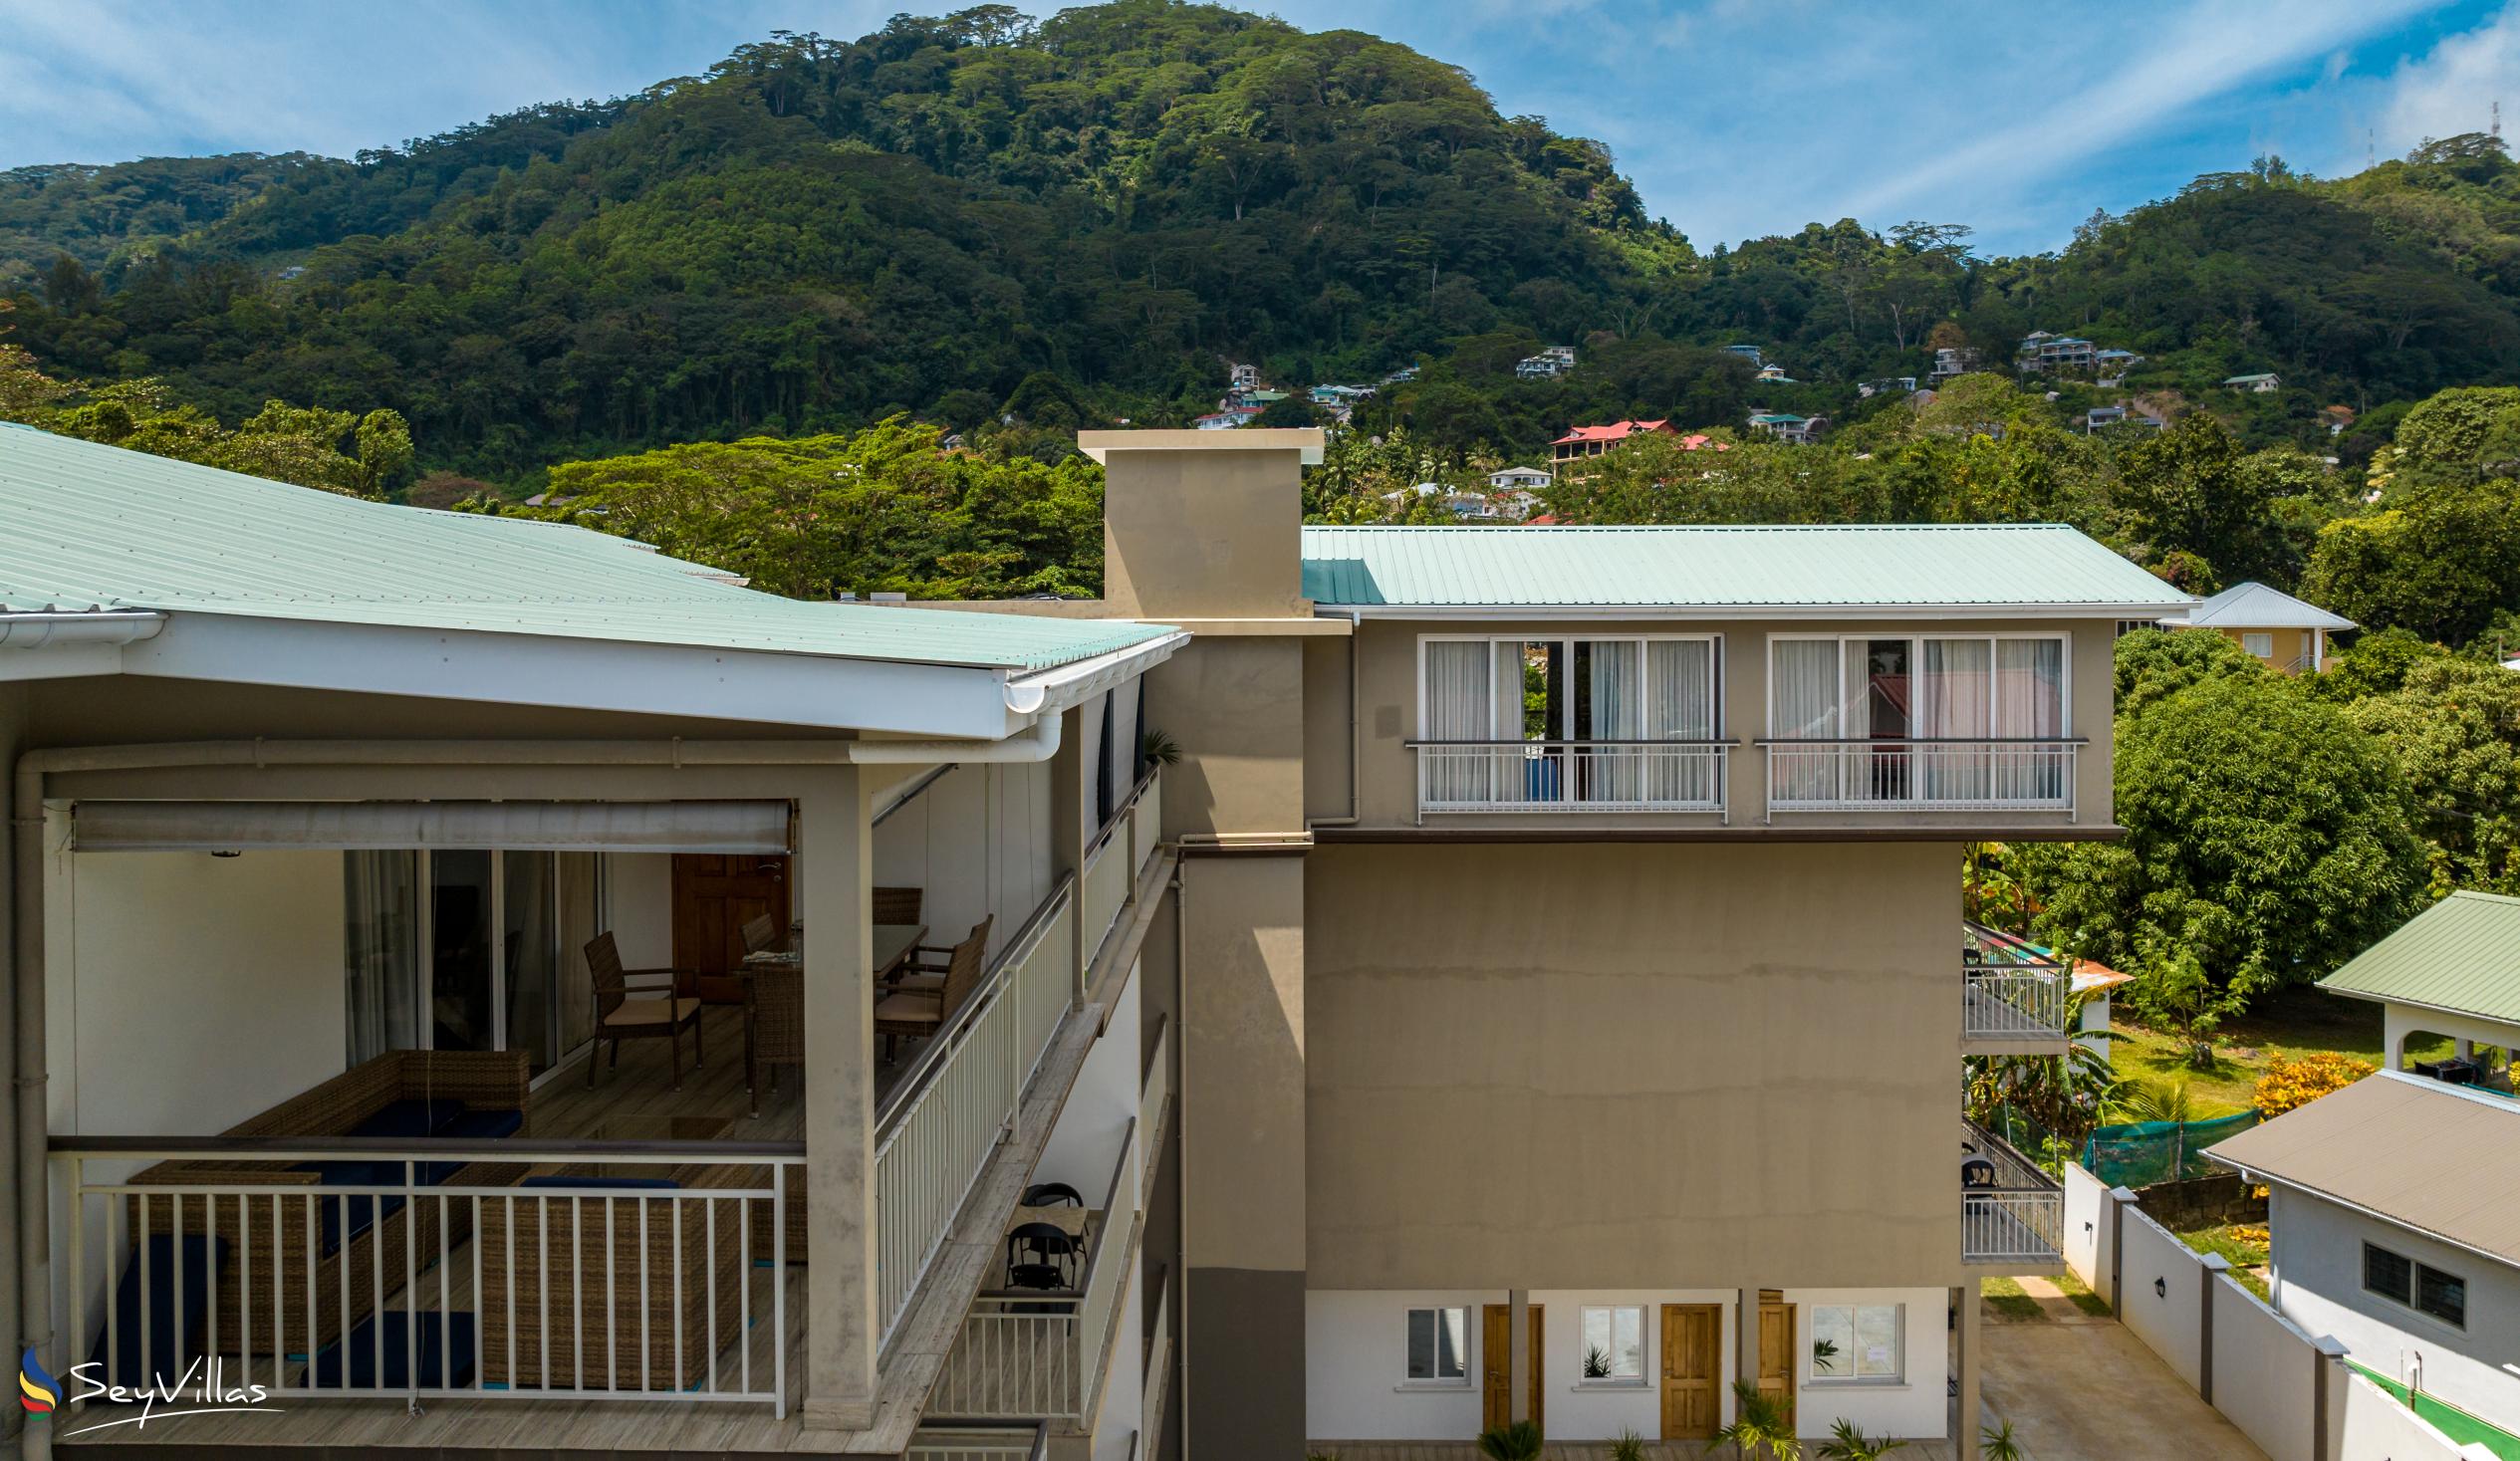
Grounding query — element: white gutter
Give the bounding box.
[0,610,164,648]
[1002,629,1189,717]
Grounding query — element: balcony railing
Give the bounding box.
[1961,1120,2064,1266]
[1763,739,2080,816]
[53,1137,800,1416]
[931,1116,1140,1419]
[906,1421,1051,1461]
[1139,1017,1170,1208]
[1962,967,2076,1044]
[1411,740,1730,816]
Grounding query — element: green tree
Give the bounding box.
[2345,656,2520,894]
[2021,665,2426,1000]
[2111,626,2264,716]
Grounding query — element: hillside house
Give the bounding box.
[1550,419,1677,476]
[2224,372,2282,393]
[2162,581,2353,672]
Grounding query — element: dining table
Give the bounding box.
[735,922,929,983]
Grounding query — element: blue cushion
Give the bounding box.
[351,1097,464,1139]
[311,1310,475,1389]
[88,1232,226,1389]
[517,1175,680,1191]
[435,1107,523,1141]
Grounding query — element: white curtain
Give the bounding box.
[1994,638,2067,801]
[1772,639,1842,802]
[1645,639,1715,804]
[345,850,419,1065]
[1424,640,1493,804]
[1497,641,1539,804]
[1585,639,1641,805]
[1921,638,1992,802]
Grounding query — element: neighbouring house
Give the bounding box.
[1384,364,1420,383]
[2087,405,2128,431]
[1961,921,2130,1059]
[1722,343,1764,367]
[2160,580,2354,672]
[2224,372,2282,393]
[1747,411,1825,443]
[1858,377,1918,398]
[1230,362,1261,390]
[2017,333,2098,372]
[2093,349,2143,383]
[1,424,1188,1460]
[1516,345,1577,379]
[1930,347,1981,381]
[1755,364,1793,382]
[2209,1071,2520,1433]
[1550,418,1677,476]
[1195,404,1265,429]
[1487,466,1554,494]
[2206,891,2520,1432]
[2321,404,2358,435]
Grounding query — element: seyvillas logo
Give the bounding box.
[18,1347,61,1414]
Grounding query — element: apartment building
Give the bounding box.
[4,426,2188,1461]
[1046,432,2188,1460]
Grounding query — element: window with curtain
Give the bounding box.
[1421,635,1721,807]
[1424,639,1495,803]
[1646,638,1717,803]
[345,850,420,1065]
[1772,636,2066,804]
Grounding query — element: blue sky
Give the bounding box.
[2,0,2517,254]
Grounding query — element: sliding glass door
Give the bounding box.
[344,849,593,1076]
[1768,634,2069,807]
[1418,634,1722,809]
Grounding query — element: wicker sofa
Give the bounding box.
[127,1049,533,1357]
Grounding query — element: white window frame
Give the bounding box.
[1807,1302,1905,1386]
[1763,632,2074,744]
[1575,1304,1648,1387]
[1415,632,1726,743]
[2241,631,2274,659]
[1398,1305,1473,1388]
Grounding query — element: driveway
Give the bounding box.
[1981,1319,2268,1461]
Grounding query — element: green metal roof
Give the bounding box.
[2321,891,2520,1021]
[0,426,1168,673]
[1300,524,2194,611]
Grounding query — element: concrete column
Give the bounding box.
[1956,1284,1981,1461]
[798,767,877,1429]
[1050,705,1089,1009]
[1508,1288,1530,1425]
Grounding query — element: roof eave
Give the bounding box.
[1319,601,2190,620]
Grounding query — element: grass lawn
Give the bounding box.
[2179,1223,2273,1303]
[2107,983,2409,1116]
[1979,1271,2112,1321]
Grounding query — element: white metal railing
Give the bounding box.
[53,1139,797,1418]
[1139,1018,1169,1208]
[1136,767,1162,879]
[1412,741,1729,815]
[876,881,1076,1346]
[1082,834,1129,963]
[1763,739,2079,814]
[1961,1121,2064,1265]
[1962,968,2075,1042]
[932,1117,1139,1419]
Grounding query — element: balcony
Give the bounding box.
[927,1014,1170,1423]
[1962,967,2075,1050]
[1960,1121,2065,1269]
[1411,740,1729,817]
[1763,738,2079,816]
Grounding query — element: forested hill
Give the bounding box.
[8,0,2520,481]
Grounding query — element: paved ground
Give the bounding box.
[1981,1320,2268,1461]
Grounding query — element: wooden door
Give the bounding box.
[669,853,790,1003]
[1757,1300,1797,1430]
[1479,1304,1544,1435]
[1660,1303,1720,1439]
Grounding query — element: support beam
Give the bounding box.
[798,767,877,1429]
[1957,1283,1981,1461]
[1508,1288,1530,1425]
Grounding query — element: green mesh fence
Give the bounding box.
[2082,1110,2261,1187]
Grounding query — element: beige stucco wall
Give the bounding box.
[1305,841,1962,1291]
[1341,616,2116,833]
[1145,637,1308,840]
[2211,624,2322,673]
[1100,443,1310,620]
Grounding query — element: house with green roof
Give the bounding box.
[1,426,1186,1456]
[2322,889,2520,1081]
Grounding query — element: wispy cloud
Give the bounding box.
[2378,2,2520,152]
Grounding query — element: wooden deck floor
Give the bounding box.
[52,1001,1070,1458]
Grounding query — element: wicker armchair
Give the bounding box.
[873,918,991,1063]
[477,1163,754,1390]
[127,1049,531,1356]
